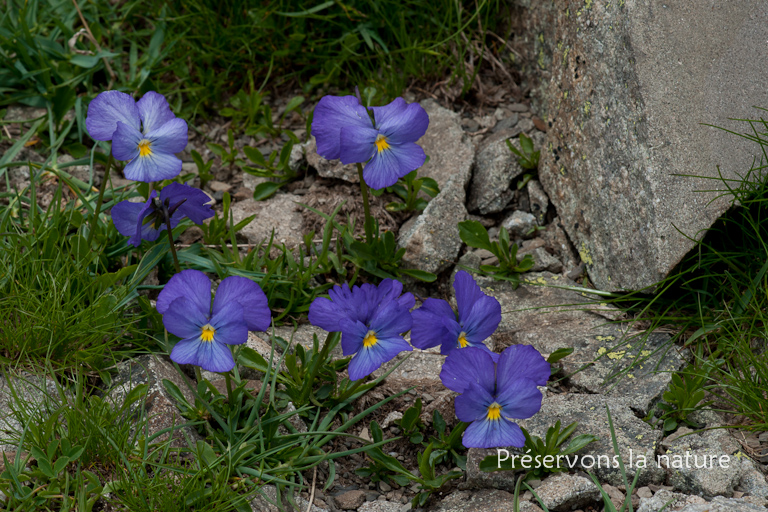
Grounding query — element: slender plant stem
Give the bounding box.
[356,162,373,243]
[194,366,204,384]
[86,153,113,246]
[162,201,182,273]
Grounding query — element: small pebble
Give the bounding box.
[380,481,392,492]
[636,486,653,499]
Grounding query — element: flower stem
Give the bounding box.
[86,153,113,246]
[162,200,182,273]
[356,162,374,244]
[194,366,204,385]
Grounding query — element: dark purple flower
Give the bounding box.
[86,90,187,182]
[111,182,214,247]
[311,95,429,190]
[440,345,549,448]
[410,271,501,360]
[308,279,415,380]
[157,269,271,373]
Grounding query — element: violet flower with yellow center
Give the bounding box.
[86,90,187,182]
[440,345,550,448]
[311,95,429,190]
[308,279,415,380]
[410,270,501,360]
[156,269,271,373]
[111,182,214,247]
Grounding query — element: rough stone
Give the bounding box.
[231,193,305,249]
[468,131,525,214]
[417,99,474,190]
[501,211,537,239]
[637,489,707,512]
[0,373,61,452]
[358,500,402,512]
[523,247,563,273]
[665,423,744,497]
[540,217,580,273]
[107,354,201,446]
[524,0,768,290]
[535,474,601,512]
[373,346,446,387]
[305,137,360,184]
[471,273,686,417]
[398,176,468,274]
[516,394,664,486]
[435,489,521,512]
[334,490,367,510]
[527,180,549,224]
[738,462,768,499]
[677,496,768,512]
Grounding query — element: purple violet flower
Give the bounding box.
[410,270,501,360]
[157,269,271,373]
[311,95,429,190]
[308,279,415,380]
[86,90,188,182]
[440,345,550,448]
[111,182,214,247]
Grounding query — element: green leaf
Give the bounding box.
[162,379,192,410]
[239,347,270,373]
[420,177,440,197]
[458,220,493,252]
[399,268,437,282]
[253,181,282,201]
[561,434,598,455]
[547,347,574,364]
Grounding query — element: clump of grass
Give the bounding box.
[1,0,506,123]
[0,178,157,371]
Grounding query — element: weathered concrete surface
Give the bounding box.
[521,0,768,291]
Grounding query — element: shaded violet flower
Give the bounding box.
[111,182,214,247]
[410,270,501,360]
[157,269,271,373]
[86,90,187,182]
[311,95,429,190]
[440,345,549,448]
[308,279,415,380]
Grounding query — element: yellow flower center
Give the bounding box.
[200,324,215,342]
[458,332,469,348]
[363,330,378,348]
[138,139,152,157]
[374,134,389,153]
[486,402,502,421]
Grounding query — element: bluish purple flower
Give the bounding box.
[111,182,214,247]
[311,95,429,190]
[410,271,501,360]
[440,345,549,448]
[86,90,187,182]
[308,279,415,380]
[157,269,271,373]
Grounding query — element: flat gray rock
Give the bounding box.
[523,0,768,290]
[637,489,707,512]
[435,489,523,512]
[398,177,468,274]
[0,373,61,452]
[108,354,201,447]
[397,100,474,274]
[678,496,768,512]
[465,272,686,417]
[468,132,524,214]
[535,474,601,512]
[231,193,305,250]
